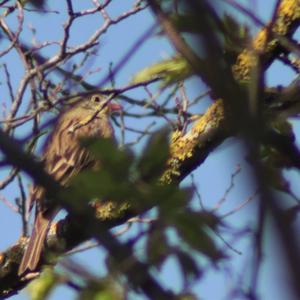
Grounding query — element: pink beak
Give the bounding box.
[108,101,123,114]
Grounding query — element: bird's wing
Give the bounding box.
[28,118,94,212]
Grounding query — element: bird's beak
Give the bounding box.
[108,101,123,114]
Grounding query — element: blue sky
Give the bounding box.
[0,1,299,299]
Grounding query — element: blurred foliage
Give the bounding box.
[171,14,203,33]
[223,14,250,42]
[270,119,294,143]
[66,129,222,296]
[136,127,170,181]
[27,267,124,300]
[78,278,124,300]
[27,268,58,300]
[222,14,251,58]
[19,0,47,9]
[30,0,46,8]
[73,130,174,206]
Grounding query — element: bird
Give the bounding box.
[18,94,121,275]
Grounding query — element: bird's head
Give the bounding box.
[81,94,122,116]
[62,94,122,121]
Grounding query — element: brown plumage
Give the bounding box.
[18,95,121,276]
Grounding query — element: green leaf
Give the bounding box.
[157,186,194,216]
[132,56,192,87]
[137,128,170,181]
[81,138,134,181]
[271,119,294,140]
[176,249,202,283]
[136,183,190,211]
[70,169,135,203]
[222,14,250,51]
[79,279,123,300]
[27,268,58,300]
[178,293,198,300]
[222,14,251,64]
[174,212,223,261]
[19,0,47,9]
[171,14,204,33]
[146,228,169,267]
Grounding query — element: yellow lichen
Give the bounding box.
[170,130,182,144]
[161,100,225,184]
[278,0,300,19]
[273,0,300,34]
[232,50,258,81]
[252,28,268,51]
[233,0,300,81]
[94,201,130,220]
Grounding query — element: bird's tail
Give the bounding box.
[18,212,51,276]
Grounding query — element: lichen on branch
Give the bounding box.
[233,0,300,81]
[161,100,227,184]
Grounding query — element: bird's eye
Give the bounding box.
[92,95,101,103]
